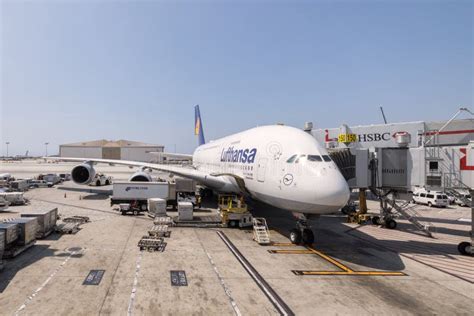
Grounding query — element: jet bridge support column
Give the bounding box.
[359,189,367,214]
[457,189,474,256]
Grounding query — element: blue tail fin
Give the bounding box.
[194,105,206,146]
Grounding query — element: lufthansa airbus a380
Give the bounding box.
[51,105,350,244]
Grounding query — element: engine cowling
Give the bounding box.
[71,163,96,185]
[129,171,153,182]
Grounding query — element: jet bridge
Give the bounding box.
[329,142,474,243]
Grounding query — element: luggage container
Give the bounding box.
[175,178,196,193]
[0,223,19,246]
[21,208,58,238]
[0,231,4,270]
[10,218,38,245]
[148,198,167,217]
[178,202,193,221]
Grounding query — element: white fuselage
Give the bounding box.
[192,125,350,215]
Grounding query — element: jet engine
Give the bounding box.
[129,170,153,182]
[71,163,96,185]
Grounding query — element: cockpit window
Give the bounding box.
[295,155,306,163]
[322,155,332,162]
[286,155,298,163]
[307,155,322,162]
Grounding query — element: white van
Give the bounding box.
[412,189,448,208]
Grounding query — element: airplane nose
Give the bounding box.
[318,173,350,208]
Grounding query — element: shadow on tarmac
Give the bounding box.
[0,241,84,293]
[245,198,462,272]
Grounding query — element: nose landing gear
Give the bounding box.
[290,215,315,245]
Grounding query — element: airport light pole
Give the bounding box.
[5,142,10,157]
[44,142,49,157]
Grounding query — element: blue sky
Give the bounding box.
[1,0,472,156]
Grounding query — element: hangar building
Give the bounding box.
[59,139,164,162]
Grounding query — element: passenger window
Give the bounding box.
[420,193,426,197]
[307,155,322,162]
[436,195,442,199]
[427,194,434,198]
[322,155,332,162]
[286,155,297,163]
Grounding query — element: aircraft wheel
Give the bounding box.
[290,229,302,244]
[302,229,314,245]
[385,219,397,229]
[371,216,380,225]
[458,242,473,256]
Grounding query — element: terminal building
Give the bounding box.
[59,139,164,162]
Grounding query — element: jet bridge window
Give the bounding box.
[307,155,322,162]
[286,155,298,163]
[322,155,332,162]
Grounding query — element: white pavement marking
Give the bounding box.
[15,250,78,315]
[127,250,143,316]
[196,231,242,316]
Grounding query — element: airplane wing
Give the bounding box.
[46,157,229,189]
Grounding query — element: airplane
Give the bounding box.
[47,105,350,244]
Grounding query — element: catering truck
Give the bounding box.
[111,179,197,212]
[111,182,170,212]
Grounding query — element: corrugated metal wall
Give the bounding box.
[102,147,121,160]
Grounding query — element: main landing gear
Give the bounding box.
[290,214,315,245]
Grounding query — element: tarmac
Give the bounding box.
[0,160,473,315]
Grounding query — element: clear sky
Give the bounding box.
[1,0,472,156]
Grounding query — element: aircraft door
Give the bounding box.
[257,158,268,182]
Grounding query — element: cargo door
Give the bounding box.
[257,158,268,182]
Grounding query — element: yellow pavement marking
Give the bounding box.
[271,242,297,247]
[305,247,354,273]
[268,249,314,254]
[267,229,406,277]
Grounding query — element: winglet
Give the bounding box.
[194,105,206,146]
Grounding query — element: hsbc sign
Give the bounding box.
[313,122,425,149]
[357,133,391,142]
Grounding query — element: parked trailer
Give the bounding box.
[0,192,27,206]
[111,181,170,212]
[21,208,58,238]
